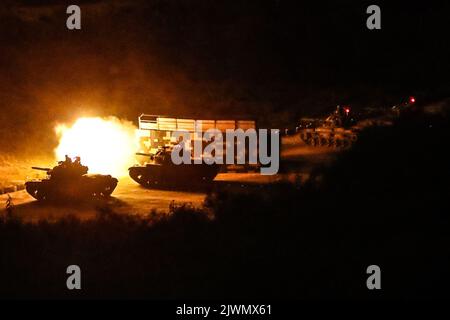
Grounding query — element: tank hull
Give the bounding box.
[298,128,357,148]
[25,175,118,201]
[129,163,220,188]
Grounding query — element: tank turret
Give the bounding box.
[31,167,52,172]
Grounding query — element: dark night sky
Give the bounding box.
[0,0,449,154]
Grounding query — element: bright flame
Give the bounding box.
[55,117,138,177]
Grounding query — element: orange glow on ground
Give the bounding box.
[55,117,138,177]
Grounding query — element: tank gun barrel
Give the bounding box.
[136,152,152,157]
[31,166,51,171]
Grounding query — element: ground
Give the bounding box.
[0,135,337,222]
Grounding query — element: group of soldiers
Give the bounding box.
[49,155,88,178]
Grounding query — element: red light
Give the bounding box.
[409,97,416,103]
[344,107,350,114]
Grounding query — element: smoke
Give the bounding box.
[424,99,450,116]
[3,0,448,162]
[54,116,138,177]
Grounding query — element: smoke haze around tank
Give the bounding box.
[54,117,138,177]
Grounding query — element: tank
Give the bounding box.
[25,157,118,201]
[129,146,221,188]
[297,99,418,148]
[296,106,358,148]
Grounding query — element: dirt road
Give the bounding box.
[0,172,291,221]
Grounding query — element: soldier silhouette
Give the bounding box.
[64,155,72,165]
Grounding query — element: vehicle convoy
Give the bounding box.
[296,98,416,148]
[25,156,118,201]
[129,146,221,188]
